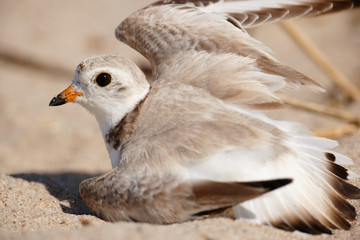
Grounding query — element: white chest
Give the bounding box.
[105,142,122,168]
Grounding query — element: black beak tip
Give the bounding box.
[49,95,66,106]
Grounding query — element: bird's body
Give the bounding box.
[50,0,360,234]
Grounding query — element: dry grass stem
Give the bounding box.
[313,124,359,139]
[281,21,360,101]
[281,95,360,125]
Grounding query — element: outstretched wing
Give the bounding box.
[114,0,357,102]
[115,0,357,89]
[150,0,359,28]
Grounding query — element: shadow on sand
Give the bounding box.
[11,172,103,216]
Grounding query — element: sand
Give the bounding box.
[0,1,359,239]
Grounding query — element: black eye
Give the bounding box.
[95,72,112,87]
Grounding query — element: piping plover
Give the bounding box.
[49,0,360,234]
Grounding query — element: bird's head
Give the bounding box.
[49,55,149,133]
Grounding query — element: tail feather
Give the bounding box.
[330,194,356,221]
[234,135,360,234]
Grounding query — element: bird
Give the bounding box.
[49,0,360,235]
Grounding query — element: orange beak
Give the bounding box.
[49,85,83,106]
